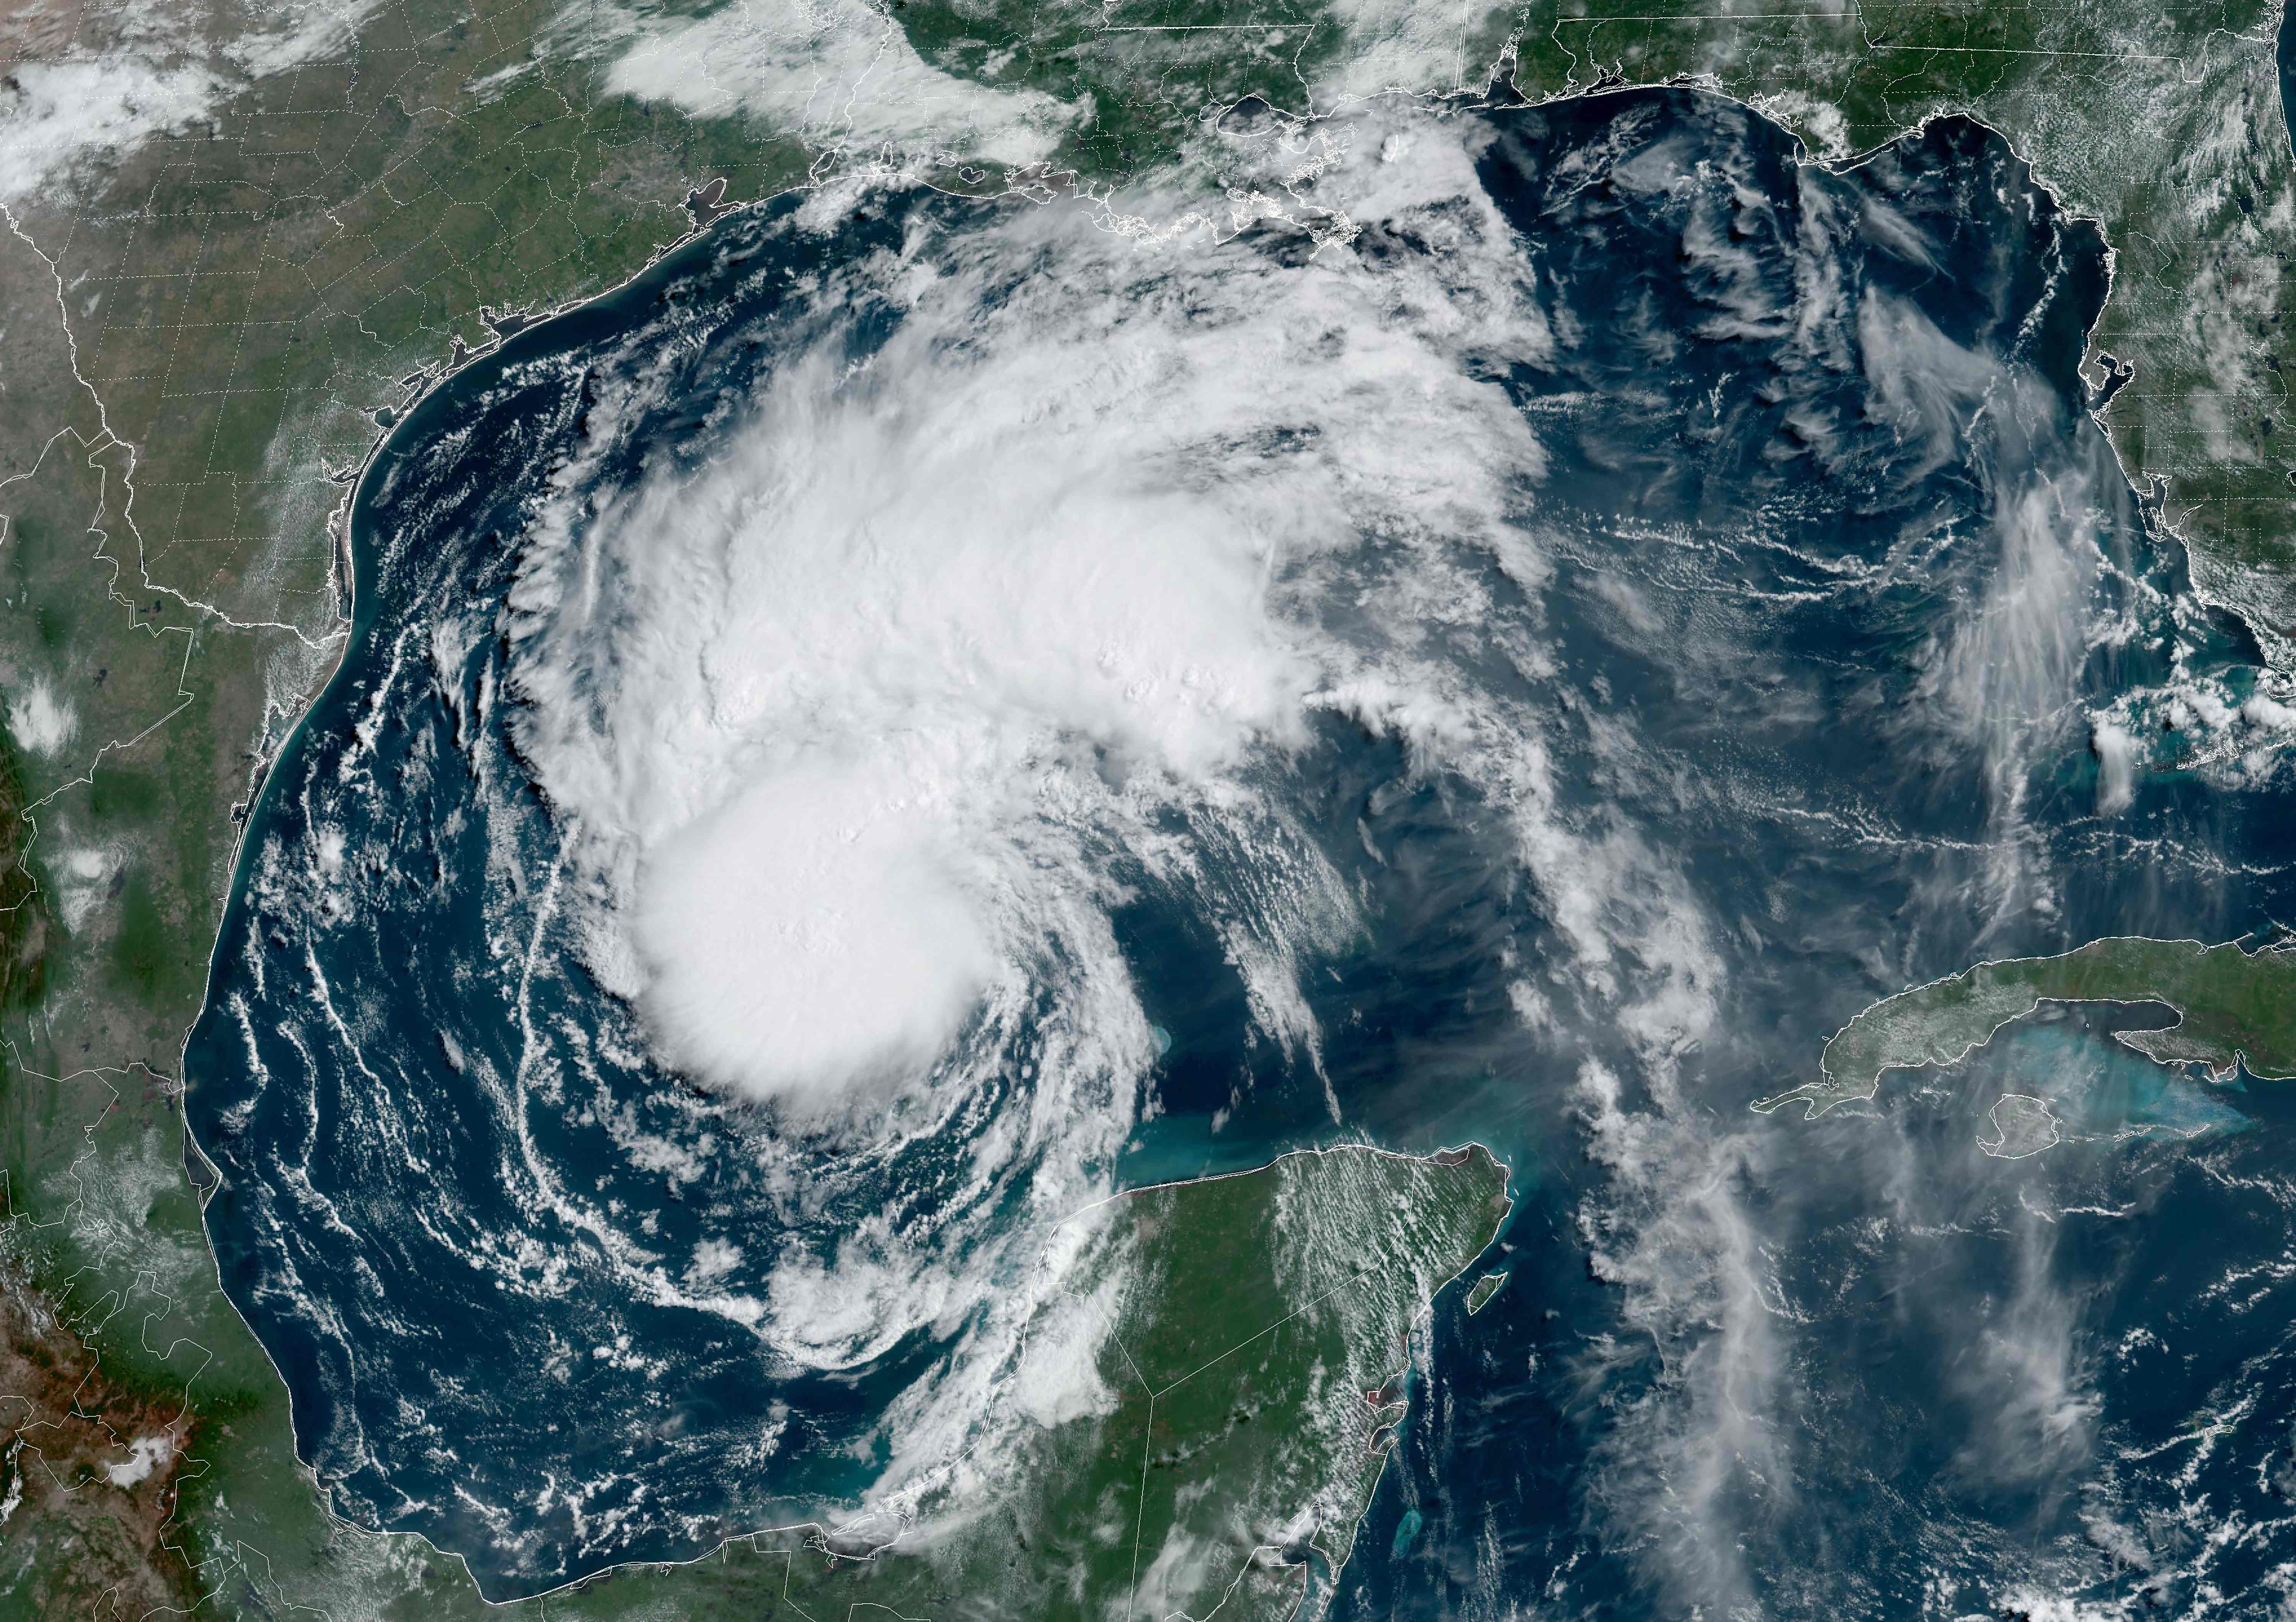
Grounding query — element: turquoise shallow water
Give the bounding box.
[2008,1018,2255,1143]
[183,85,2296,1615]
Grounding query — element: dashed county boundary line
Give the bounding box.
[1110,1261,1391,1622]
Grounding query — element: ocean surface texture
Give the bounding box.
[185,90,2296,1614]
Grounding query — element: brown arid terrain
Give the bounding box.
[2,1204,192,1620]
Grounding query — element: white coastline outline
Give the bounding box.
[1751,935,2296,1122]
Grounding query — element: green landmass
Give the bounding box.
[165,1143,1503,1620]
[540,1145,1511,1622]
[1753,937,2296,1120]
[1464,1272,1507,1315]
[2,0,2293,1608]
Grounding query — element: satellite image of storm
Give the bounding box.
[13,1,2296,1620]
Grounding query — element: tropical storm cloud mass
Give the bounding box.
[181,86,2296,1616]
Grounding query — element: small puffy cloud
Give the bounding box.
[2243,691,2296,730]
[2090,715,2139,815]
[9,676,78,756]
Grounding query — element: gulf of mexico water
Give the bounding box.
[185,83,2296,1615]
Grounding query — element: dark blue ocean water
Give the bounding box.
[185,86,2296,1615]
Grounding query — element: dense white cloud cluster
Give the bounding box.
[577,0,1081,167]
[504,129,1556,1118]
[0,0,386,206]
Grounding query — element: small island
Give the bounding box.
[1976,1094,2063,1159]
[1754,937,2296,1121]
